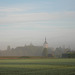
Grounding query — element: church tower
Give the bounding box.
[43,37,48,48]
[42,37,48,57]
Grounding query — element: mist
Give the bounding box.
[0,0,75,50]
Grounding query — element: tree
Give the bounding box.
[62,51,75,58]
[42,48,48,57]
[7,45,11,50]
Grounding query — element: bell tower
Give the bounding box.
[43,37,48,48]
[42,37,48,57]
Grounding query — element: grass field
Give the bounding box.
[0,58,75,75]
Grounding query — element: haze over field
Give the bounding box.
[0,0,75,50]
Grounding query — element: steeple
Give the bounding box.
[44,37,48,44]
[43,37,48,48]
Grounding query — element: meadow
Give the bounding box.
[0,58,75,75]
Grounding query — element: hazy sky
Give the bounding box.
[0,0,75,50]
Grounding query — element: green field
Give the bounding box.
[0,58,75,75]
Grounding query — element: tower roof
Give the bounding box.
[44,37,48,44]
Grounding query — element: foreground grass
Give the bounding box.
[0,58,75,75]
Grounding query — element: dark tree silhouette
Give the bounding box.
[42,48,48,57]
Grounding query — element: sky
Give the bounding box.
[0,0,75,50]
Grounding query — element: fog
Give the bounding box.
[0,0,75,50]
